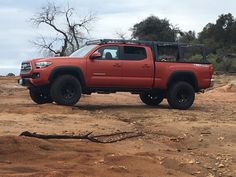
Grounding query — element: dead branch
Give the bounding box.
[31,2,96,56]
[115,30,134,40]
[31,36,61,56]
[20,131,144,144]
[115,31,128,40]
[76,12,96,33]
[200,131,211,135]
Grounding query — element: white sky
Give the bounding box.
[0,0,235,74]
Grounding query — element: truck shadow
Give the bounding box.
[73,104,170,111]
[16,103,203,112]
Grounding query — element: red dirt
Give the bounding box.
[0,75,235,177]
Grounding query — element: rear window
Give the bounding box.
[122,46,147,60]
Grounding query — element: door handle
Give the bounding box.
[142,64,151,68]
[113,63,122,67]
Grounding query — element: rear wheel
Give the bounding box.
[140,91,164,106]
[29,89,53,104]
[50,75,81,106]
[167,81,195,110]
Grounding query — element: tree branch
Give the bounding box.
[20,131,144,144]
[31,36,61,56]
[31,2,96,56]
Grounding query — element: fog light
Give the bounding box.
[32,73,40,79]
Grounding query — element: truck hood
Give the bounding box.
[26,57,83,63]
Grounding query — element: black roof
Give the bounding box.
[86,39,204,48]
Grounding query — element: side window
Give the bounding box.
[95,46,119,60]
[122,46,147,60]
[156,45,204,63]
[179,46,203,63]
[157,46,179,62]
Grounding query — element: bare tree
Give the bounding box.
[31,2,96,56]
[115,30,133,40]
[115,30,128,40]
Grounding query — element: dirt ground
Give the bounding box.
[0,75,235,177]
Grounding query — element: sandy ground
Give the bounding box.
[0,75,236,177]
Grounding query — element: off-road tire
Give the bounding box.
[167,81,195,110]
[50,75,81,106]
[29,89,53,104]
[140,91,164,106]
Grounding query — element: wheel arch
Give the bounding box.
[167,71,199,91]
[48,66,86,88]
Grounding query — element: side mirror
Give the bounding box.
[90,52,102,59]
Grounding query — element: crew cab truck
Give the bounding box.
[19,39,214,110]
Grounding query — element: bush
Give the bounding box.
[7,73,15,77]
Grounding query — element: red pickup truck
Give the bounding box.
[19,39,214,109]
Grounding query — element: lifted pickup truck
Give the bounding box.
[19,39,214,109]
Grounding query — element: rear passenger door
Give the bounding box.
[120,46,154,88]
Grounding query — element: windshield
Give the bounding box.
[70,45,97,57]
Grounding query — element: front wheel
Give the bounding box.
[50,75,81,106]
[167,82,195,110]
[139,91,164,106]
[29,89,53,104]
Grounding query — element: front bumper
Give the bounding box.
[19,70,50,87]
[18,78,33,87]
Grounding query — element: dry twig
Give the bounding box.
[20,131,144,144]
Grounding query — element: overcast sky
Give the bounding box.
[0,0,235,74]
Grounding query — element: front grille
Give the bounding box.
[21,62,32,74]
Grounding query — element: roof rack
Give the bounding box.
[85,39,204,47]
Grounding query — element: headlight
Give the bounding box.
[35,61,52,68]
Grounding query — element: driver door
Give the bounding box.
[87,45,123,87]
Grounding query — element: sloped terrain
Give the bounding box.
[0,75,235,177]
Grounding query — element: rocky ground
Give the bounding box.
[0,75,235,177]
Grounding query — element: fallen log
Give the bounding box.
[20,131,144,144]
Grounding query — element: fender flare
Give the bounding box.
[167,71,198,90]
[48,66,86,87]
